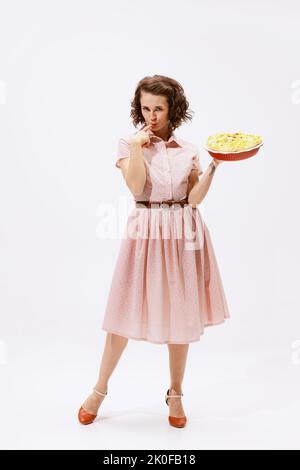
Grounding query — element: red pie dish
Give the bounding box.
[203,142,263,161]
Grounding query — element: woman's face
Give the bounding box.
[140,91,170,133]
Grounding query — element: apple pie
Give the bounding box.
[206,132,262,153]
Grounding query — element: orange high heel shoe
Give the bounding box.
[78,388,107,425]
[165,389,187,428]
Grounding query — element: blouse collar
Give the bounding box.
[147,129,183,148]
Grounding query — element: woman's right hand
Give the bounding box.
[130,124,152,147]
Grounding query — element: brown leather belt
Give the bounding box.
[135,198,189,208]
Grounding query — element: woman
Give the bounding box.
[78,75,230,428]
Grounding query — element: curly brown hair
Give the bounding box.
[130,75,194,131]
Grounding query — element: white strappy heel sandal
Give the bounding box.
[78,388,108,425]
[165,388,187,428]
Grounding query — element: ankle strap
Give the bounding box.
[165,394,183,398]
[165,389,183,399]
[93,387,107,397]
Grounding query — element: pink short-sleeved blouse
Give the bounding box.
[115,129,203,202]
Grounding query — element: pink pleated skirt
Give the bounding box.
[101,205,230,344]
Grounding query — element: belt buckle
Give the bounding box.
[161,199,173,209]
[165,199,183,209]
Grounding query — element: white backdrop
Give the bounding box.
[0,0,300,450]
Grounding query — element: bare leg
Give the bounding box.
[81,332,128,414]
[167,343,189,418]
